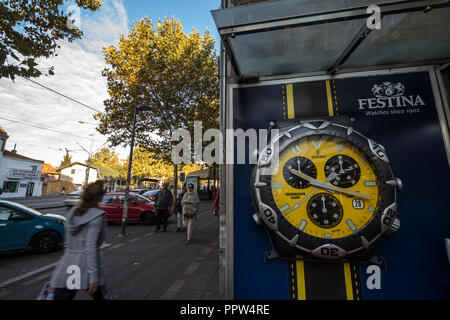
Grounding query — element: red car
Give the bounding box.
[99,193,156,225]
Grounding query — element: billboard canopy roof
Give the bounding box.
[211,0,450,78]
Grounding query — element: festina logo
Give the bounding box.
[357,81,425,110]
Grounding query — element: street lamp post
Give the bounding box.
[120,104,152,236]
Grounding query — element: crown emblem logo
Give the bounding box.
[372,82,405,98]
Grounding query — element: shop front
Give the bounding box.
[0,151,43,198]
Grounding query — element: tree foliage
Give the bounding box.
[0,0,102,80]
[90,146,121,171]
[119,147,202,185]
[58,147,72,168]
[97,17,219,164]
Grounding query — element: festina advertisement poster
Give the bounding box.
[232,70,450,300]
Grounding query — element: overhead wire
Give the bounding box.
[23,77,103,114]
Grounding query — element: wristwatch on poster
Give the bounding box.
[251,116,402,262]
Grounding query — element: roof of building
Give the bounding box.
[2,150,44,163]
[42,163,59,175]
[59,162,100,172]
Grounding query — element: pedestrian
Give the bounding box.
[154,181,174,232]
[49,180,108,300]
[61,187,65,195]
[175,186,187,232]
[181,183,200,245]
[213,188,220,216]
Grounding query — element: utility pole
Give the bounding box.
[78,133,95,190]
[84,133,95,189]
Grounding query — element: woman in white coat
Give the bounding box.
[49,180,107,300]
[181,183,200,244]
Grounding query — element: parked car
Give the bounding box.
[142,190,159,203]
[130,189,150,195]
[64,190,83,206]
[0,200,66,254]
[99,193,156,225]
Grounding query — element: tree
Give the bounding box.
[58,148,72,168]
[0,0,102,80]
[119,147,203,187]
[97,17,219,195]
[89,147,121,171]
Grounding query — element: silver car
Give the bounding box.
[63,190,83,206]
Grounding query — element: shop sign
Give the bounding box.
[6,169,41,178]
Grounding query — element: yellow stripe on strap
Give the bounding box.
[343,263,354,300]
[296,259,306,300]
[286,84,295,119]
[325,80,334,117]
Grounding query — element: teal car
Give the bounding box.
[0,200,66,254]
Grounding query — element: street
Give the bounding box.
[0,201,219,300]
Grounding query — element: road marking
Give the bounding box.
[107,243,125,251]
[126,237,141,243]
[160,279,186,299]
[143,232,153,237]
[0,262,58,288]
[22,271,52,286]
[201,247,213,256]
[0,243,112,289]
[183,262,201,276]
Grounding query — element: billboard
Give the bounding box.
[231,70,450,299]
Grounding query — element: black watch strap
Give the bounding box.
[280,81,362,300]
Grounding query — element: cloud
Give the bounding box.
[0,0,130,168]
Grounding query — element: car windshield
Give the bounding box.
[143,190,158,197]
[0,201,45,216]
[133,194,151,203]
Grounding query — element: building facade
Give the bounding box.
[59,162,99,190]
[0,127,43,198]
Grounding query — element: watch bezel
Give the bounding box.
[251,120,398,260]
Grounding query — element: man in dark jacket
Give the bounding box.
[155,182,174,232]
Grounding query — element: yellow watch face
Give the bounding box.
[271,134,380,239]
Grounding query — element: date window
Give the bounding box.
[353,199,365,209]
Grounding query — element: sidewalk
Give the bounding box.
[0,201,219,300]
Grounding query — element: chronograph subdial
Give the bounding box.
[282,156,317,189]
[307,193,343,229]
[325,155,361,188]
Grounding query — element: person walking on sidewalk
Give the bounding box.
[49,180,108,300]
[155,181,173,232]
[181,183,200,244]
[175,186,187,232]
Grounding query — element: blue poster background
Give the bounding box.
[232,71,450,299]
[334,71,450,299]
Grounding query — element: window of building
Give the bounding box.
[31,165,37,172]
[3,181,18,193]
[71,169,75,174]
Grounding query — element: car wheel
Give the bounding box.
[141,212,155,226]
[30,231,60,254]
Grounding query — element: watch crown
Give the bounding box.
[252,213,262,226]
[388,218,401,235]
[385,178,403,192]
[395,178,403,192]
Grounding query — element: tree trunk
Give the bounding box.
[173,164,178,211]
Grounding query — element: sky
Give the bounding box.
[0,0,221,168]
